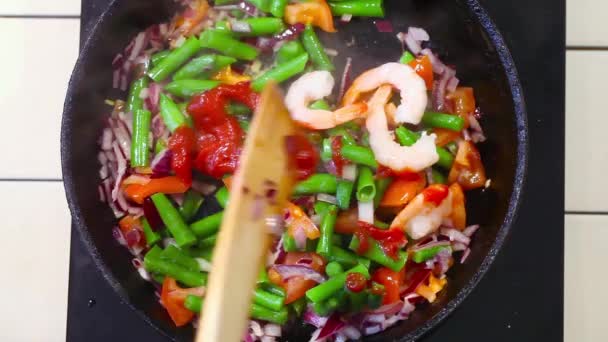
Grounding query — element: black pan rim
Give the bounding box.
[61,0,528,340]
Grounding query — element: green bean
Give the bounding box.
[325,261,344,277]
[237,17,285,36]
[412,246,451,263]
[348,289,367,312]
[151,50,170,66]
[277,40,306,65]
[258,266,269,284]
[349,237,408,272]
[226,102,252,115]
[251,304,288,324]
[155,139,166,155]
[373,177,392,208]
[399,50,415,64]
[373,219,389,229]
[251,53,309,91]
[184,295,203,313]
[290,297,306,316]
[214,0,235,5]
[161,245,200,271]
[254,288,285,311]
[190,211,223,238]
[336,180,354,210]
[151,272,165,284]
[151,193,197,247]
[269,0,288,17]
[165,79,220,98]
[312,300,331,316]
[126,77,148,113]
[422,111,465,131]
[341,145,378,168]
[198,234,218,249]
[328,127,356,147]
[215,186,229,208]
[141,218,161,246]
[159,93,188,132]
[395,126,454,169]
[262,283,286,298]
[326,245,371,268]
[356,166,376,202]
[293,173,338,195]
[238,118,250,132]
[321,138,333,162]
[430,168,447,184]
[200,30,259,61]
[301,25,334,71]
[130,109,152,167]
[247,0,271,12]
[305,264,369,303]
[148,36,201,81]
[215,20,231,33]
[144,246,206,287]
[314,201,333,217]
[179,190,205,222]
[309,99,331,110]
[328,0,385,17]
[187,246,214,260]
[316,205,338,256]
[173,55,237,80]
[282,231,298,252]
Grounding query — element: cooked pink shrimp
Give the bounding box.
[285,71,367,130]
[390,184,465,239]
[365,86,438,172]
[342,62,428,125]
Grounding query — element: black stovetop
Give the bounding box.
[67,0,565,341]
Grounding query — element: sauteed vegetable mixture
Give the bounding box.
[98,0,488,340]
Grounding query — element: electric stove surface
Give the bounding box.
[67,0,565,340]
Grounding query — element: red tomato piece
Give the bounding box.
[346,272,367,293]
[372,267,404,304]
[421,184,449,206]
[285,134,319,181]
[168,125,196,186]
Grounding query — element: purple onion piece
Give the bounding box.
[317,313,346,340]
[374,20,393,33]
[143,197,165,231]
[150,149,172,177]
[272,264,326,283]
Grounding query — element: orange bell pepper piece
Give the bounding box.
[118,215,141,234]
[269,252,325,304]
[449,183,466,230]
[172,0,210,38]
[408,55,434,89]
[211,66,251,85]
[285,0,336,33]
[160,277,205,327]
[285,202,321,239]
[415,273,447,303]
[123,176,189,204]
[433,127,461,147]
[447,140,487,190]
[380,177,426,207]
[446,87,476,128]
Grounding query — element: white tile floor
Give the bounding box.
[1,1,603,341]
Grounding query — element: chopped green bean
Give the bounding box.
[165,79,220,98]
[293,173,338,195]
[198,234,217,249]
[373,177,392,208]
[251,53,309,91]
[251,304,288,324]
[422,111,466,131]
[325,261,344,277]
[336,180,354,209]
[412,246,451,263]
[305,264,369,303]
[254,288,285,311]
[190,211,224,238]
[269,0,288,17]
[130,109,152,167]
[148,36,202,81]
[236,17,285,36]
[151,194,197,247]
[184,295,203,312]
[179,190,205,222]
[341,145,378,168]
[327,245,371,268]
[160,245,200,272]
[144,246,206,287]
[126,77,148,113]
[277,40,306,65]
[301,25,334,71]
[399,50,415,64]
[247,0,271,12]
[317,205,338,257]
[141,218,161,246]
[173,54,237,80]
[395,126,454,169]
[215,186,229,208]
[321,138,333,162]
[262,283,286,298]
[356,166,376,202]
[430,168,447,184]
[309,99,331,110]
[328,0,385,17]
[159,93,188,132]
[151,50,170,66]
[349,237,408,272]
[282,231,298,252]
[226,102,252,115]
[200,30,259,61]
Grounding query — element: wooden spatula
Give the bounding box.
[195,82,297,342]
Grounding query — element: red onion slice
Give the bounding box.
[150,149,172,176]
[440,227,471,245]
[408,27,430,41]
[316,313,345,341]
[303,305,329,328]
[374,20,393,33]
[272,265,326,283]
[338,57,353,102]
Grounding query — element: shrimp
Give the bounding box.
[390,183,465,239]
[342,62,428,125]
[285,71,368,130]
[365,85,438,172]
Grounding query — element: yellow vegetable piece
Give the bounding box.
[211,66,251,85]
[415,274,447,303]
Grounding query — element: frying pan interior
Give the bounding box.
[61,0,527,340]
